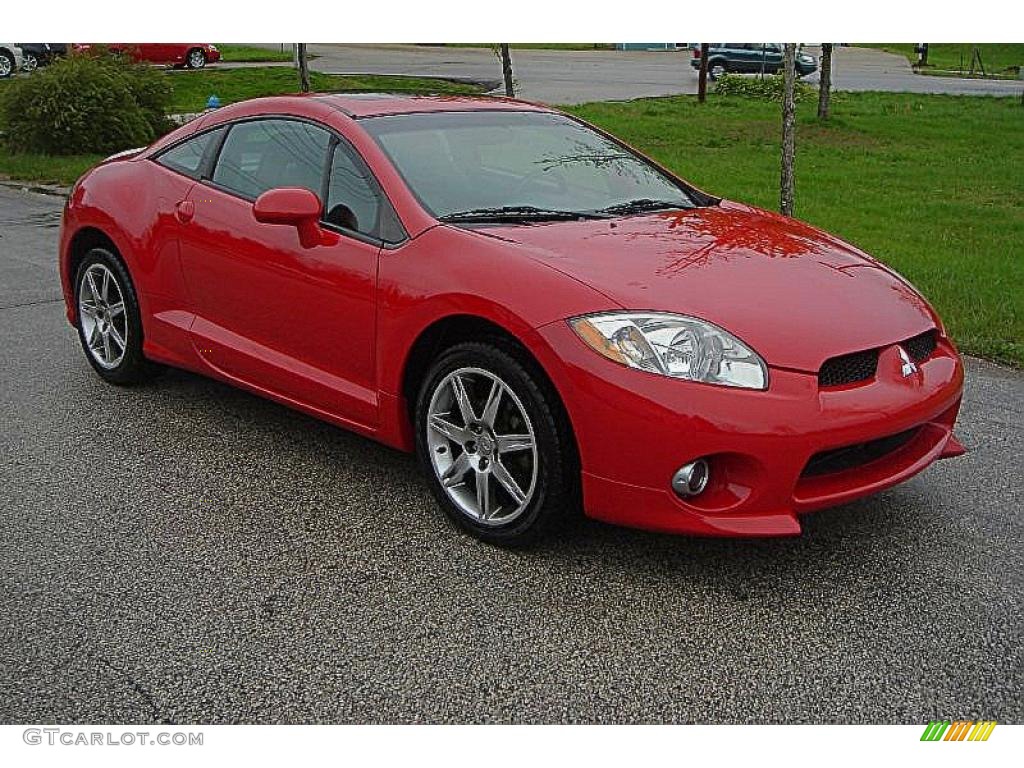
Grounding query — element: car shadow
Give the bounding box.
[134,366,939,596]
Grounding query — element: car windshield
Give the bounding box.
[362,110,697,222]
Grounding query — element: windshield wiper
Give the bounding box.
[439,205,608,223]
[596,198,690,216]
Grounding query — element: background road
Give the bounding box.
[0,185,1021,723]
[287,44,1024,103]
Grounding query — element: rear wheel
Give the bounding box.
[74,248,161,385]
[415,342,577,546]
[186,48,206,69]
[709,61,727,80]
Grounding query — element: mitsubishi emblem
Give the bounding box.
[897,346,918,378]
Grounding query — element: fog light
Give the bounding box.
[672,459,709,498]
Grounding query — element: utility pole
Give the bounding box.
[780,43,797,216]
[817,43,833,119]
[499,44,515,97]
[698,43,710,103]
[297,43,311,93]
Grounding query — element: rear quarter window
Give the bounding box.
[153,127,225,179]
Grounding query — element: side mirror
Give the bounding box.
[253,187,337,248]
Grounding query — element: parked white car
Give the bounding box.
[0,44,24,78]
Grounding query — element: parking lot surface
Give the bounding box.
[0,185,1021,723]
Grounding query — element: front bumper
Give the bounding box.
[537,321,965,536]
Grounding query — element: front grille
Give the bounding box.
[903,329,937,362]
[802,428,919,477]
[818,349,879,388]
[818,328,939,388]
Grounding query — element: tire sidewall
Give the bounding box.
[73,248,151,385]
[414,342,570,546]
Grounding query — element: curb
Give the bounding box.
[0,178,71,197]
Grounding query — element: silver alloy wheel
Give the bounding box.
[22,54,38,72]
[0,54,12,78]
[710,63,726,79]
[426,367,538,526]
[78,263,128,369]
[188,49,206,68]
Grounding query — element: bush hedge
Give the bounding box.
[1,51,173,155]
[713,73,816,102]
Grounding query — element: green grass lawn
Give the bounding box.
[859,44,1024,77]
[215,45,294,63]
[164,67,482,113]
[567,93,1023,366]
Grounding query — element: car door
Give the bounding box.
[177,117,383,429]
[721,44,748,71]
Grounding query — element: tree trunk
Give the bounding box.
[780,43,797,217]
[297,43,311,93]
[817,43,833,120]
[697,43,710,103]
[499,44,515,98]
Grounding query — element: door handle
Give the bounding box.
[175,200,195,224]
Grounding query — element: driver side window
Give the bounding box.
[324,142,381,238]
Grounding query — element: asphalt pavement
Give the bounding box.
[292,44,1024,103]
[0,185,1021,723]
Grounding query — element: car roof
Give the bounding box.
[311,92,553,118]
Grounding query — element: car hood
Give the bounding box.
[482,201,937,372]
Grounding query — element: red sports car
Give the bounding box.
[73,43,220,68]
[58,94,965,545]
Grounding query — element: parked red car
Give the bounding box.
[73,43,220,68]
[58,94,965,545]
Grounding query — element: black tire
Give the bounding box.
[0,51,14,79]
[414,341,578,547]
[708,60,728,81]
[186,48,206,69]
[73,247,162,385]
[22,53,39,72]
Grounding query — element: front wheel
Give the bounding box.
[74,248,161,385]
[186,48,206,69]
[415,342,577,546]
[22,53,39,72]
[0,52,14,79]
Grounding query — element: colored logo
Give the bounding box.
[897,346,918,378]
[921,720,997,741]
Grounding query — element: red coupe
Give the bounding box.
[73,43,220,68]
[58,94,965,545]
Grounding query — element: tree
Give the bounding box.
[499,44,515,97]
[780,43,797,216]
[296,43,311,93]
[817,43,833,120]
[697,43,710,103]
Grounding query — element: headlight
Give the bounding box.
[570,312,768,390]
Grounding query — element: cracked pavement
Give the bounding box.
[0,185,1021,723]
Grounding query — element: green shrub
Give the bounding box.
[1,51,173,155]
[713,73,816,102]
